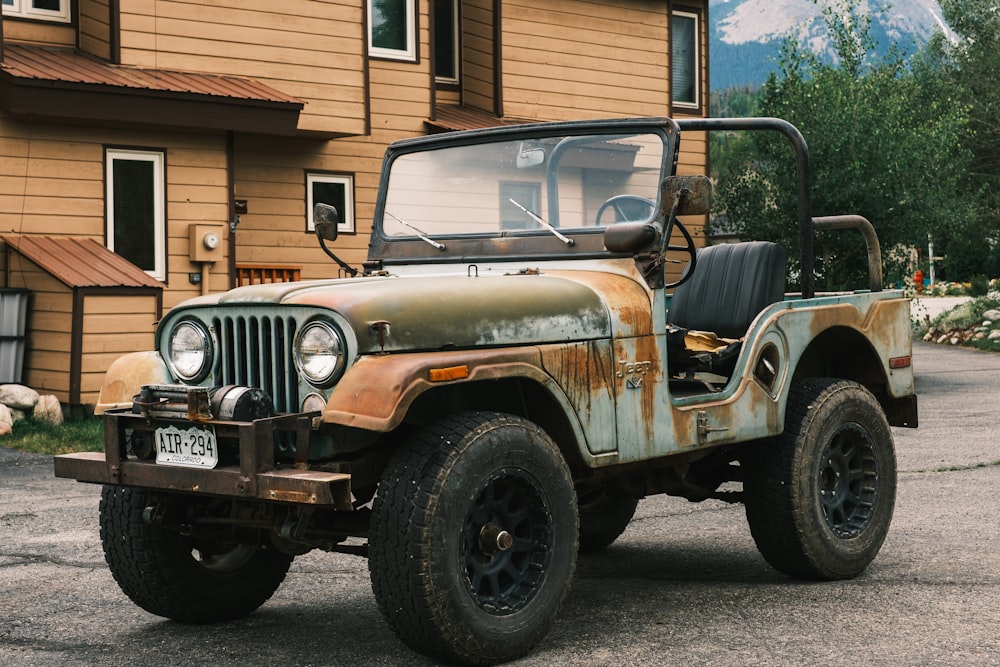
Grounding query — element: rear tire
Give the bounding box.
[577,487,638,553]
[99,486,292,623]
[743,378,896,580]
[369,412,578,665]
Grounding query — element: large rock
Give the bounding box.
[34,395,64,426]
[0,384,39,411]
[0,403,12,436]
[982,309,1000,322]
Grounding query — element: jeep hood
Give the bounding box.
[199,271,651,354]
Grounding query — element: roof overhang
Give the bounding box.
[0,44,304,135]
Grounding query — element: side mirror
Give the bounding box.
[516,143,546,169]
[661,175,712,216]
[313,203,339,242]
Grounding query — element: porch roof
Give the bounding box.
[0,43,303,135]
[1,235,163,289]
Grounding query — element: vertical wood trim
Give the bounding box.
[109,0,120,64]
[429,0,437,120]
[363,1,372,136]
[492,0,502,117]
[227,130,236,290]
[70,288,84,406]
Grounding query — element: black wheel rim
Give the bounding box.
[818,422,880,538]
[461,468,553,615]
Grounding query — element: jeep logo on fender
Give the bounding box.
[617,360,654,388]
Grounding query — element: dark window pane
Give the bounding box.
[671,14,697,104]
[372,0,408,51]
[435,0,457,80]
[313,181,346,222]
[112,159,155,271]
[32,0,61,10]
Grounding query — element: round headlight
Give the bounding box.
[295,321,345,387]
[168,320,212,382]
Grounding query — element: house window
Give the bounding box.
[307,173,355,234]
[106,149,166,281]
[1,0,71,23]
[369,0,417,61]
[434,0,459,84]
[671,9,701,110]
[500,182,541,231]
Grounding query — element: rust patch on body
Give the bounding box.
[324,347,547,432]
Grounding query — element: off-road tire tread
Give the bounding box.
[577,491,639,553]
[369,411,577,665]
[99,486,292,623]
[743,378,896,580]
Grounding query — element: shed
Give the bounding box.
[1,235,163,407]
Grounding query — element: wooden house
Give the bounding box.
[0,0,709,406]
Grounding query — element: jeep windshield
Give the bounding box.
[369,118,679,264]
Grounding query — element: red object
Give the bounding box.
[914,269,924,292]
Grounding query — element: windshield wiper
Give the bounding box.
[385,212,446,250]
[507,198,574,246]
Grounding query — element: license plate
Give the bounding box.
[154,424,219,469]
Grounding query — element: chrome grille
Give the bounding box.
[211,314,299,413]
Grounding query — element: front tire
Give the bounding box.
[99,487,293,623]
[369,412,578,665]
[743,379,897,580]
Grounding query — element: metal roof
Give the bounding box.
[426,105,533,133]
[0,43,302,105]
[1,235,164,289]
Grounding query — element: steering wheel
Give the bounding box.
[661,217,698,289]
[595,195,656,225]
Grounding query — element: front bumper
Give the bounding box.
[54,410,353,509]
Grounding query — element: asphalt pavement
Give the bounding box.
[1,341,998,666]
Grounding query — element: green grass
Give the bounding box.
[4,415,105,456]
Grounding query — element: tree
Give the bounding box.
[923,0,1000,277]
[713,0,977,290]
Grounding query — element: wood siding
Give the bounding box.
[79,292,158,403]
[233,4,435,279]
[501,0,670,121]
[462,0,496,114]
[116,0,367,136]
[78,0,113,60]
[1,16,75,46]
[0,117,230,310]
[4,256,73,400]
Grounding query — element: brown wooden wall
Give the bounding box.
[5,255,74,400]
[78,0,113,60]
[0,117,230,310]
[116,0,367,136]
[462,0,496,114]
[501,0,670,120]
[80,291,159,402]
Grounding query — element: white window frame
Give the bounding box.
[307,172,355,235]
[368,0,417,62]
[670,9,702,110]
[106,149,166,281]
[1,0,71,23]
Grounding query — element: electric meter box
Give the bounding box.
[189,224,225,263]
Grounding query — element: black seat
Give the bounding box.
[667,241,786,380]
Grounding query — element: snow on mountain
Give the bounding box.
[709,0,955,91]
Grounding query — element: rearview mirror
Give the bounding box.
[313,203,339,242]
[661,175,712,216]
[516,143,546,169]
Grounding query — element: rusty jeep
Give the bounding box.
[55,117,917,665]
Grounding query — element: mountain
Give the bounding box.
[709,0,955,91]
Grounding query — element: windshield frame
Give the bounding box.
[368,117,680,266]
